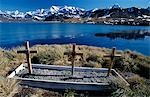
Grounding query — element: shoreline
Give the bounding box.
[0,44,148,56]
[1,44,149,58]
[0,20,150,26]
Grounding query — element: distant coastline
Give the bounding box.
[0,19,150,26]
[95,30,150,39]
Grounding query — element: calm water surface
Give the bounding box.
[0,22,150,56]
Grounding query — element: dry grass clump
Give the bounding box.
[0,49,20,97]
[0,48,23,76]
[0,56,10,76]
[31,45,66,65]
[13,86,62,97]
[0,49,14,76]
[113,50,150,78]
[0,78,19,97]
[127,75,145,85]
[111,75,150,97]
[31,45,111,68]
[127,75,150,97]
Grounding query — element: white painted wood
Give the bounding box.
[112,70,130,86]
[7,64,25,78]
[7,64,129,90]
[30,64,109,72]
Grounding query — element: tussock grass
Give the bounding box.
[13,86,61,97]
[0,78,19,97]
[31,45,65,65]
[111,75,150,97]
[113,51,150,78]
[0,44,149,97]
[31,45,110,68]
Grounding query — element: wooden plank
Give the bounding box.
[64,44,83,76]
[17,41,37,74]
[104,47,121,76]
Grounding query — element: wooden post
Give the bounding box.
[104,47,121,76]
[64,44,83,76]
[17,41,37,74]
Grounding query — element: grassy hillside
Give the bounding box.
[0,44,149,97]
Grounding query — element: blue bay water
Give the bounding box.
[0,22,150,56]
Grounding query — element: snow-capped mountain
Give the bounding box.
[50,6,61,14]
[0,5,150,22]
[0,10,24,20]
[11,10,25,18]
[0,11,13,20]
[147,7,150,11]
[0,5,85,21]
[24,11,33,18]
[50,5,85,17]
[88,5,150,18]
[33,9,51,17]
[91,8,99,12]
[0,10,5,15]
[111,4,121,9]
[127,7,135,12]
[32,9,51,20]
[45,6,85,21]
[24,9,51,20]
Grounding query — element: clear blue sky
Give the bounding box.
[0,0,150,12]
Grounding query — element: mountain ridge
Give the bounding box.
[0,5,150,25]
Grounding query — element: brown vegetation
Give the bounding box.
[0,44,149,97]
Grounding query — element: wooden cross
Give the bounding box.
[104,47,121,76]
[64,44,83,76]
[17,41,37,74]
